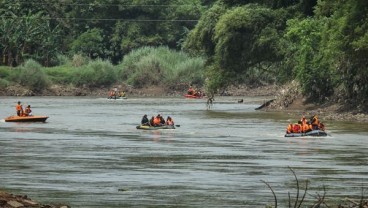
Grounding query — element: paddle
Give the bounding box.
[175,125,180,127]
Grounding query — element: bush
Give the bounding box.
[13,59,49,92]
[118,46,205,89]
[72,54,89,67]
[0,66,11,79]
[0,78,9,89]
[43,66,75,84]
[72,59,117,87]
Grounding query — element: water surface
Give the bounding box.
[0,96,367,207]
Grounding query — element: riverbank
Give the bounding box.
[259,82,368,123]
[0,190,69,208]
[1,83,367,122]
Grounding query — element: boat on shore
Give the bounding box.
[4,115,49,122]
[284,129,327,137]
[136,125,175,130]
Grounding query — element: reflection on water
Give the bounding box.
[0,96,367,207]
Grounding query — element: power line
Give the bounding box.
[1,16,199,22]
[1,2,203,7]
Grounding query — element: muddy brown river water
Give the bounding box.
[0,96,367,207]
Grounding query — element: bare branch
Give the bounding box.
[261,180,278,208]
[288,166,299,208]
[297,179,309,208]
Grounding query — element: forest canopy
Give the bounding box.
[0,0,367,109]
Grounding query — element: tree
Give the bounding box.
[71,28,105,59]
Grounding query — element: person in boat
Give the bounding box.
[301,121,312,133]
[141,114,150,126]
[24,105,32,116]
[301,114,307,125]
[149,116,155,126]
[108,90,115,99]
[160,115,166,125]
[153,114,163,126]
[166,116,174,126]
[310,114,320,130]
[292,121,302,133]
[119,91,126,97]
[16,101,23,116]
[286,123,293,134]
[187,86,194,95]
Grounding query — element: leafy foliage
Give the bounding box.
[71,29,105,59]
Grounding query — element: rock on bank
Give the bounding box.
[0,190,69,208]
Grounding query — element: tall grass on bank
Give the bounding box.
[1,48,205,92]
[118,46,205,90]
[43,58,117,87]
[72,59,117,87]
[10,59,49,92]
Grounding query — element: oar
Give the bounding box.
[175,125,180,127]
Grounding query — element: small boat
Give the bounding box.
[4,115,49,122]
[108,96,127,100]
[284,129,327,137]
[136,125,176,130]
[184,94,203,99]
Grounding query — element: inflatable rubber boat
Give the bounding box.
[284,129,327,137]
[136,125,176,130]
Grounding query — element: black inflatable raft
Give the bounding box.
[284,129,327,137]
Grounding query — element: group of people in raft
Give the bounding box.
[286,114,325,134]
[15,101,32,117]
[108,87,126,99]
[141,114,175,127]
[187,86,204,97]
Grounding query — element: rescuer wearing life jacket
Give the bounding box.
[153,114,163,126]
[301,114,307,125]
[310,115,319,130]
[16,101,23,116]
[293,121,302,133]
[24,105,32,116]
[166,116,174,126]
[286,123,293,134]
[149,116,155,126]
[187,86,194,95]
[301,121,312,133]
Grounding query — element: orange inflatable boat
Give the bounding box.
[4,115,49,122]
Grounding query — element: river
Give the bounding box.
[0,96,367,207]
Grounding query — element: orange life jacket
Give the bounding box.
[153,117,161,125]
[24,107,32,116]
[301,117,307,125]
[16,104,22,111]
[287,124,293,134]
[293,124,301,133]
[301,123,310,133]
[166,119,174,126]
[312,116,319,125]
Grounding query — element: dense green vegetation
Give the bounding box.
[0,0,367,109]
[184,0,367,109]
[0,47,205,92]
